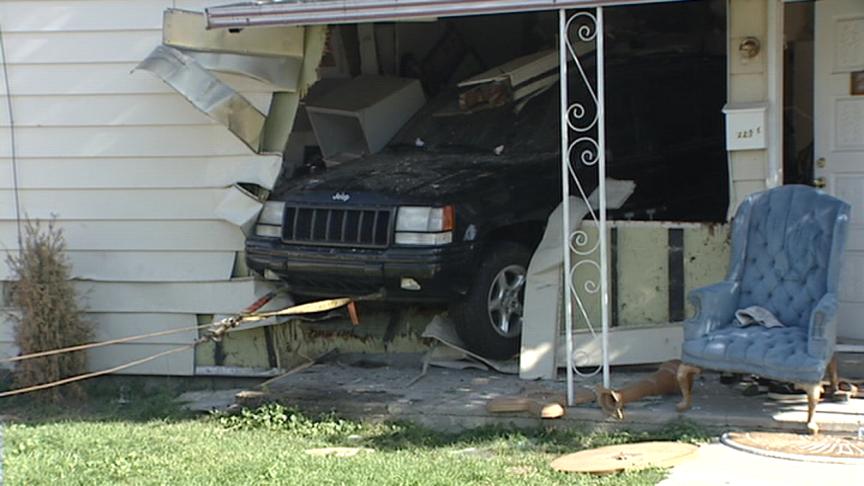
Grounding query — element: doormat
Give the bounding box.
[721,431,864,465]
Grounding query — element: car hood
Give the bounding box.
[273,149,558,203]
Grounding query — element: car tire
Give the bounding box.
[450,241,531,360]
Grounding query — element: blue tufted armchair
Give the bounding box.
[676,185,850,434]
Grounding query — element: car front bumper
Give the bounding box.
[245,237,480,302]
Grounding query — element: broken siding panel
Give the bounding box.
[0,251,236,282]
[0,1,169,33]
[0,221,245,251]
[0,155,282,190]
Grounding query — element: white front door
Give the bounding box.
[815,0,864,343]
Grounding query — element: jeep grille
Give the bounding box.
[282,206,393,248]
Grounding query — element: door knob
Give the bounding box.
[813,177,826,188]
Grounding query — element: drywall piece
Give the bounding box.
[0,251,236,282]
[215,185,264,233]
[520,197,590,380]
[0,156,282,190]
[520,180,636,380]
[136,44,266,152]
[163,9,305,60]
[555,324,683,368]
[0,221,246,252]
[305,75,425,162]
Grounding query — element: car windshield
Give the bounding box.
[389,87,559,155]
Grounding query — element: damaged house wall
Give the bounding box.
[0,0,297,375]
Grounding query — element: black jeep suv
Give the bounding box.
[246,55,727,360]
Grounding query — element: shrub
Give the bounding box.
[6,220,91,401]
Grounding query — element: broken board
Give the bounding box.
[551,442,699,474]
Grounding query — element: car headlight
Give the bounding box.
[255,201,285,238]
[395,205,454,245]
[396,206,454,232]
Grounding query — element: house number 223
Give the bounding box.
[736,126,761,139]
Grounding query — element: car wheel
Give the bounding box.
[451,242,530,360]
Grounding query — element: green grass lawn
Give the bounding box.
[2,389,709,485]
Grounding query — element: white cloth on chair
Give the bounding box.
[735,305,785,329]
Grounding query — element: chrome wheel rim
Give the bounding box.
[487,264,526,337]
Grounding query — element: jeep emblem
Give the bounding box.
[331,192,351,202]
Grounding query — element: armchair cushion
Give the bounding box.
[682,325,825,383]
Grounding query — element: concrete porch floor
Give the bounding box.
[222,353,864,436]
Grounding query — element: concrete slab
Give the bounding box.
[659,442,861,486]
[231,353,864,435]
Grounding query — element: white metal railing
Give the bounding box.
[559,8,610,405]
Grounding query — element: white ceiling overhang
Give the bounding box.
[205,0,683,29]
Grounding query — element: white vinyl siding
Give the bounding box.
[0,0,283,375]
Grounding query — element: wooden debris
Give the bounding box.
[551,442,699,474]
[485,388,594,419]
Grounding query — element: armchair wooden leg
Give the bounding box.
[675,363,701,412]
[796,383,823,435]
[826,355,839,396]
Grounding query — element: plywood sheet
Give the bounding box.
[556,324,683,368]
[0,251,235,282]
[0,155,282,190]
[0,221,246,251]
